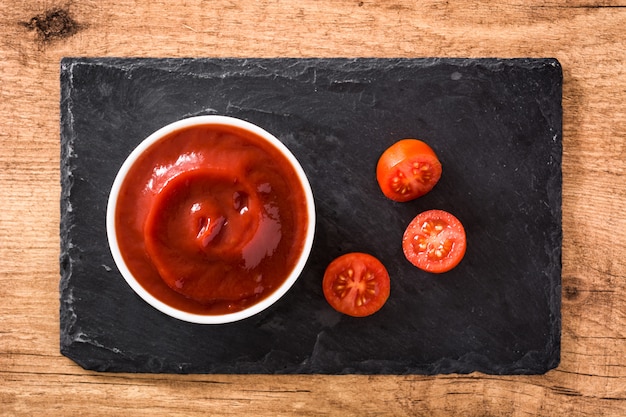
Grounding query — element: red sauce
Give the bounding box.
[115,124,309,315]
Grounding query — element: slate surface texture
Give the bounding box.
[60,57,562,374]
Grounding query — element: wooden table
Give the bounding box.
[1,1,625,415]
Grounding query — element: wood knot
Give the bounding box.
[562,276,587,303]
[563,284,579,300]
[23,8,80,42]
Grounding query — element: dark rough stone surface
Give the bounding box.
[60,57,562,374]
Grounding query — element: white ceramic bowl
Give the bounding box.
[106,115,316,324]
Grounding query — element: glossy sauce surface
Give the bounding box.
[115,124,309,314]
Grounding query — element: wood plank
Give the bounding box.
[1,0,625,415]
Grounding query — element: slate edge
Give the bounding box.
[57,57,564,374]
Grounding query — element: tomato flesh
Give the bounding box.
[376,139,442,202]
[322,253,390,317]
[403,210,466,273]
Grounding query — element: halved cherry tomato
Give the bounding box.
[376,139,442,202]
[322,252,390,317]
[402,210,466,273]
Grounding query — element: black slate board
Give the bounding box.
[60,57,562,374]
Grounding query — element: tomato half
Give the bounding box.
[402,210,466,273]
[376,139,442,202]
[322,253,390,317]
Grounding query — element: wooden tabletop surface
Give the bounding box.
[1,1,625,416]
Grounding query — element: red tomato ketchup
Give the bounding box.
[113,123,310,315]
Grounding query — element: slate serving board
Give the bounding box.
[60,57,562,374]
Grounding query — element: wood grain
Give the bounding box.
[1,0,625,415]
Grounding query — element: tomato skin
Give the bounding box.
[376,139,442,202]
[322,253,390,317]
[402,210,466,274]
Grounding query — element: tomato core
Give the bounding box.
[411,219,455,260]
[389,160,437,197]
[331,266,377,308]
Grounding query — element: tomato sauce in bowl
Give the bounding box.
[107,116,315,324]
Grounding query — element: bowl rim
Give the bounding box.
[106,115,316,324]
